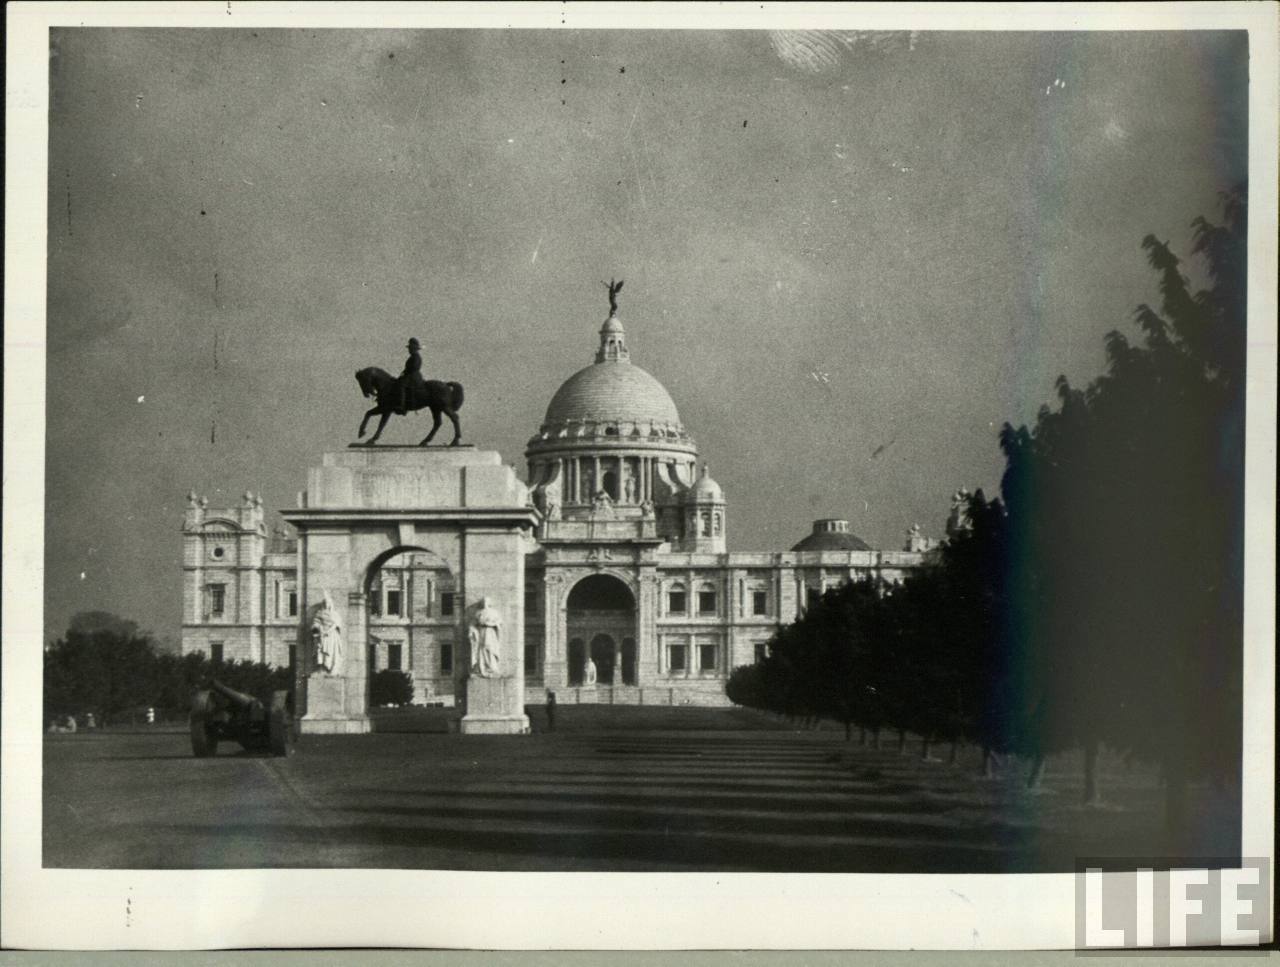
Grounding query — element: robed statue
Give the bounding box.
[468,597,503,678]
[353,337,465,447]
[309,591,345,676]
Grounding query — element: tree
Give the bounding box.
[44,615,293,725]
[997,186,1246,821]
[370,669,414,707]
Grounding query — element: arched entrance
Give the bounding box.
[566,573,636,686]
[363,547,457,708]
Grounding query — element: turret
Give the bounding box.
[679,463,726,553]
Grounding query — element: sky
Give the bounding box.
[42,26,1248,643]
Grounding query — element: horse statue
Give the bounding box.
[354,367,465,446]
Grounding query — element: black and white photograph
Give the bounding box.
[3,1,1276,952]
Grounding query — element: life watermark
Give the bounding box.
[1075,857,1271,953]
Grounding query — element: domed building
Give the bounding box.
[180,298,936,707]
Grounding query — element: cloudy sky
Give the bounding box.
[43,26,1247,642]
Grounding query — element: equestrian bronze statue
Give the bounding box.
[354,349,465,446]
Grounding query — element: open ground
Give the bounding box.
[43,707,1240,872]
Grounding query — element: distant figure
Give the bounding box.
[395,337,425,415]
[603,277,624,315]
[546,690,557,732]
[468,597,503,678]
[583,657,598,686]
[85,712,96,730]
[63,715,78,733]
[146,707,155,725]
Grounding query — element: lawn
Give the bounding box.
[43,706,1240,871]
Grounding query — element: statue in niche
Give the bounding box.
[592,490,615,517]
[309,591,345,677]
[468,597,503,678]
[583,656,598,686]
[640,498,655,517]
[623,475,637,503]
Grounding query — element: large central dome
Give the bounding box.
[540,315,683,431]
[544,362,682,427]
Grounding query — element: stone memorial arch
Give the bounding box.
[283,446,539,735]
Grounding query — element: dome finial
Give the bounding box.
[602,277,624,316]
[595,285,630,363]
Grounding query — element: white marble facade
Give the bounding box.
[181,314,935,707]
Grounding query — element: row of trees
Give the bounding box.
[728,187,1247,829]
[44,612,291,726]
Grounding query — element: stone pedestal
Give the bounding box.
[461,677,529,734]
[283,445,539,738]
[301,673,371,734]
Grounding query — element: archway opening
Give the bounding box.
[566,573,636,686]
[363,546,456,708]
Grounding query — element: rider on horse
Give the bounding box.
[396,337,425,415]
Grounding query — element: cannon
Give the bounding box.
[189,679,294,758]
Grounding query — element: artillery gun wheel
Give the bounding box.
[268,690,295,757]
[190,690,218,758]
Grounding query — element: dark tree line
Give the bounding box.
[727,187,1246,828]
[44,613,291,726]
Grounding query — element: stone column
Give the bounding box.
[542,575,568,690]
[460,526,530,735]
[636,571,659,687]
[345,591,370,721]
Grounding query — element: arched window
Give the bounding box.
[666,582,687,615]
[602,470,619,501]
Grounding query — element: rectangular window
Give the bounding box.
[667,590,687,614]
[668,644,687,672]
[210,642,224,665]
[440,643,454,674]
[525,586,539,615]
[287,590,298,617]
[754,642,768,664]
[699,644,717,672]
[752,590,769,616]
[209,584,226,617]
[288,644,297,669]
[440,592,455,617]
[698,590,717,615]
[386,590,402,617]
[524,643,539,675]
[368,591,381,617]
[388,643,402,671]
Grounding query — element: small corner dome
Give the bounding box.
[791,518,871,552]
[687,464,724,502]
